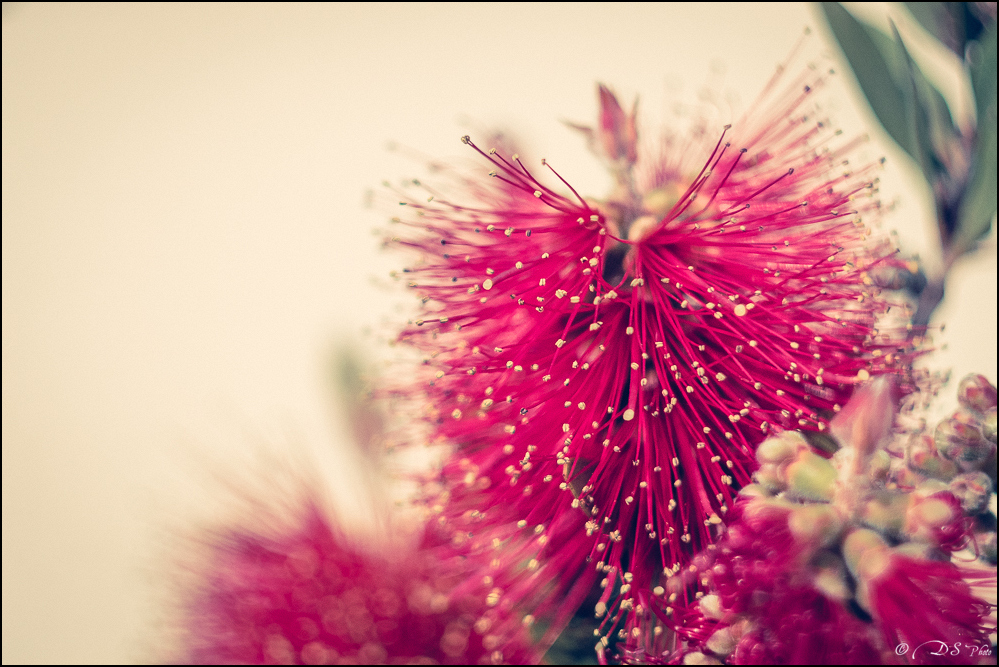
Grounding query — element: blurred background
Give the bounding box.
[3,3,994,663]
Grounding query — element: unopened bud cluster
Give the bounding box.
[890,373,997,564]
[678,377,994,665]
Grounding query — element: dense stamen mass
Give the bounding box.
[388,65,920,657]
[182,502,596,665]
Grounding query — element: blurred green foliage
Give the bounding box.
[820,2,996,272]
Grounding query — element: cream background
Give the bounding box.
[3,3,995,663]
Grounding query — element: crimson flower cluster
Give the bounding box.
[181,499,594,665]
[389,64,919,654]
[668,379,995,665]
[178,55,951,666]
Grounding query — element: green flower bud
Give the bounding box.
[983,407,997,445]
[737,483,772,499]
[753,463,785,494]
[784,450,836,502]
[842,528,889,611]
[957,373,997,414]
[904,493,959,545]
[859,490,909,537]
[976,530,997,564]
[912,478,950,496]
[891,540,937,561]
[934,412,990,468]
[641,184,682,219]
[789,504,843,550]
[891,464,927,489]
[906,434,957,481]
[948,472,994,514]
[755,431,808,465]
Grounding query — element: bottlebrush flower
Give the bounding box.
[661,378,996,666]
[387,56,919,652]
[179,495,593,665]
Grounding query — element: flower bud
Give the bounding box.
[752,463,785,494]
[625,215,660,243]
[842,528,889,580]
[982,407,997,445]
[789,504,843,550]
[756,431,809,464]
[829,375,896,458]
[596,85,638,165]
[904,491,965,549]
[737,483,771,499]
[842,529,890,613]
[859,490,909,537]
[934,412,991,468]
[890,540,937,561]
[891,464,927,489]
[975,530,997,564]
[957,373,997,414]
[948,471,994,514]
[784,450,836,502]
[910,478,949,497]
[905,434,957,481]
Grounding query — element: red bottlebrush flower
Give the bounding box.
[388,59,917,643]
[180,498,592,665]
[856,547,996,666]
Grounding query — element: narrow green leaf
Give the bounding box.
[957,24,998,252]
[819,2,918,159]
[954,120,996,252]
[889,21,957,184]
[888,27,929,177]
[970,24,997,126]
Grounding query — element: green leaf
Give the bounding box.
[954,119,996,252]
[889,21,957,184]
[822,4,964,190]
[970,23,997,127]
[956,24,998,252]
[822,3,994,253]
[820,2,919,160]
